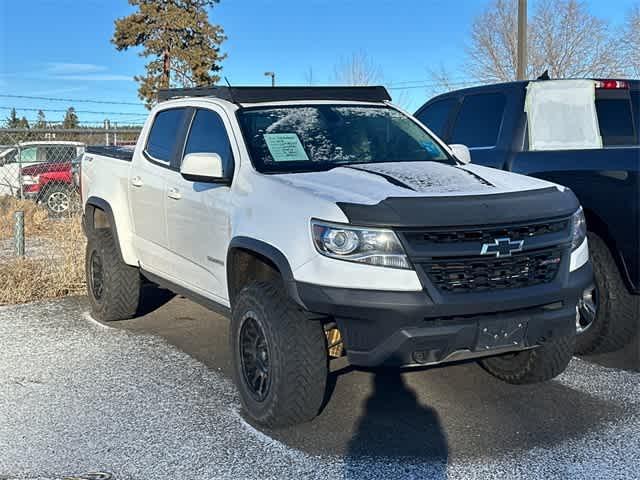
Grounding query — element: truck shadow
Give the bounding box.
[115,294,630,470]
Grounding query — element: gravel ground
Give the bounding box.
[0,298,639,480]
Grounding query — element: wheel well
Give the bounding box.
[86,204,111,231]
[227,248,281,305]
[584,207,633,291]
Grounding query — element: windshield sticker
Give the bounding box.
[421,141,442,156]
[264,133,309,162]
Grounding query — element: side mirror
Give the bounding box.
[449,144,471,164]
[180,152,230,184]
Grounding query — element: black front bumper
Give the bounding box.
[296,261,593,367]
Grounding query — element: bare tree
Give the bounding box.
[333,51,383,86]
[464,0,623,83]
[620,5,640,77]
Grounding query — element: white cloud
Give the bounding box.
[46,63,108,75]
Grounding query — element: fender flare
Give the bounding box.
[226,236,305,308]
[84,196,124,261]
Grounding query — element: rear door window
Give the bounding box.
[183,108,234,175]
[145,108,189,164]
[595,95,638,146]
[415,98,457,139]
[450,93,506,148]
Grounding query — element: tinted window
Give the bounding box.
[415,98,457,139]
[451,93,506,148]
[595,97,637,146]
[146,108,187,163]
[42,145,76,162]
[184,109,233,174]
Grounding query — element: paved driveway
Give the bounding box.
[1,293,639,479]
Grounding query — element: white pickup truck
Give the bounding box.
[81,86,592,427]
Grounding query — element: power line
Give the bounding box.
[0,94,142,106]
[0,106,146,117]
[387,80,482,90]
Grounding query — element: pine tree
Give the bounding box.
[112,0,227,108]
[63,107,79,129]
[6,108,19,128]
[18,117,30,129]
[35,110,47,128]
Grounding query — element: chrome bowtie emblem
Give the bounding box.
[480,237,524,258]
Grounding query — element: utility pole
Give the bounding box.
[264,71,276,87]
[516,0,528,80]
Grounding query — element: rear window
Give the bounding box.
[415,98,457,139]
[145,108,188,163]
[632,92,640,138]
[450,93,506,148]
[595,96,638,146]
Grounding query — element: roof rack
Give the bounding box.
[157,86,391,104]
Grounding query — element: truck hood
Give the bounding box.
[21,161,71,176]
[271,161,562,205]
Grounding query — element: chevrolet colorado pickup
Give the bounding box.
[416,78,639,355]
[81,86,592,427]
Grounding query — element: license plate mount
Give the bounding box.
[476,316,528,351]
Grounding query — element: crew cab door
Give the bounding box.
[130,107,191,274]
[164,106,235,302]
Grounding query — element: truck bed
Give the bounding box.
[86,145,135,162]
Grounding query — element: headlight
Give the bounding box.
[311,220,411,269]
[22,175,39,185]
[571,207,587,251]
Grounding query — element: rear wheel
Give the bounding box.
[479,333,575,384]
[86,229,142,322]
[575,233,639,354]
[231,281,328,428]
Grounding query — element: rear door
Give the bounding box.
[164,106,235,302]
[130,107,191,275]
[447,92,510,169]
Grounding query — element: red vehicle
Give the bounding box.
[21,155,81,215]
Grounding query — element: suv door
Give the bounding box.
[164,106,235,302]
[130,107,191,275]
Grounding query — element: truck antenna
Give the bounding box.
[224,77,238,104]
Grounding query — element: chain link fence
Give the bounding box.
[0,127,141,305]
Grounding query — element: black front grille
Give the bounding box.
[422,248,563,293]
[408,219,568,244]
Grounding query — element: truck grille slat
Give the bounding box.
[422,248,563,293]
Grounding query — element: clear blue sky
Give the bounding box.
[0,0,635,125]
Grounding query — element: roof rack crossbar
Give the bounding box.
[157,86,391,104]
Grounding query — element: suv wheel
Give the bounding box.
[86,229,142,321]
[575,232,639,354]
[479,333,575,384]
[231,281,328,428]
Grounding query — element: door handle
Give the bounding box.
[167,187,182,200]
[131,176,143,188]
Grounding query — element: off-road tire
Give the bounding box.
[86,229,141,322]
[575,233,639,355]
[231,281,328,428]
[479,333,575,384]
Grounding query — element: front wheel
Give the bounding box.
[574,233,639,354]
[479,333,575,384]
[231,281,328,428]
[42,184,76,217]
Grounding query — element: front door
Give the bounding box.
[164,107,235,302]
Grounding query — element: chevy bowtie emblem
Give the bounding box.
[480,237,524,257]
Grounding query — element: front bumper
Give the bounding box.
[296,261,593,367]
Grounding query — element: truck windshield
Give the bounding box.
[237,104,452,173]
